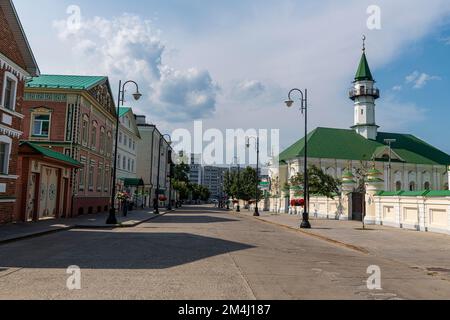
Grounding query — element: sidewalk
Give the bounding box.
[0,208,169,245]
[233,210,450,278]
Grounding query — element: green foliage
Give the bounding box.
[289,165,341,199]
[223,167,263,202]
[191,184,211,201]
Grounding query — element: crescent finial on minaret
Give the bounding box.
[362,35,367,52]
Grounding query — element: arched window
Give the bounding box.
[1,72,18,110]
[444,183,449,190]
[0,135,12,175]
[409,182,416,191]
[395,181,402,191]
[91,121,98,150]
[82,115,89,145]
[424,182,431,191]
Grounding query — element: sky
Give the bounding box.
[13,0,450,161]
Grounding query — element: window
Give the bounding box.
[424,182,431,191]
[32,115,50,137]
[2,73,17,110]
[124,135,127,146]
[129,138,132,149]
[107,132,112,156]
[117,154,121,169]
[82,116,89,145]
[395,181,402,191]
[131,159,135,173]
[79,157,86,191]
[0,141,10,174]
[104,166,110,192]
[128,159,131,172]
[409,182,416,192]
[122,156,126,170]
[100,128,106,154]
[97,164,103,191]
[91,122,97,150]
[88,162,95,191]
[133,141,135,151]
[119,132,122,143]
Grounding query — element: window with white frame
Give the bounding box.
[0,137,12,175]
[32,114,50,137]
[79,157,86,191]
[88,161,95,191]
[91,121,98,150]
[97,163,103,191]
[2,72,18,111]
[122,156,126,170]
[82,115,89,145]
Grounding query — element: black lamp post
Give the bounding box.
[285,88,311,229]
[154,134,172,215]
[235,157,241,213]
[106,80,142,225]
[246,136,260,217]
[167,149,174,211]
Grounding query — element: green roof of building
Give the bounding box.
[26,75,107,90]
[355,52,374,81]
[118,107,132,117]
[20,142,82,167]
[377,190,450,197]
[279,127,450,166]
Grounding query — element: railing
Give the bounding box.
[349,88,380,100]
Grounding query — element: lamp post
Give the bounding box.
[285,88,311,229]
[167,149,173,211]
[384,139,396,191]
[246,136,260,217]
[154,133,172,215]
[235,156,241,212]
[106,80,142,225]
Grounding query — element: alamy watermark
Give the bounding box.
[66,265,82,290]
[366,265,382,290]
[367,5,382,30]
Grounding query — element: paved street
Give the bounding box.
[1,205,450,300]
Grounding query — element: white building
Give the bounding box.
[116,107,142,201]
[269,39,450,217]
[188,153,202,185]
[135,115,174,208]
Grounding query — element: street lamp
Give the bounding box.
[167,149,174,211]
[246,136,260,217]
[106,80,142,225]
[284,88,311,229]
[154,133,172,214]
[384,139,396,192]
[234,156,241,213]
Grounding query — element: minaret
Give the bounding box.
[350,36,380,140]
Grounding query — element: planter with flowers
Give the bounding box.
[290,199,305,215]
[117,192,131,216]
[159,195,168,202]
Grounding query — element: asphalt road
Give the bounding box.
[1,206,449,300]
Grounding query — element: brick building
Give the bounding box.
[0,0,39,224]
[22,75,117,216]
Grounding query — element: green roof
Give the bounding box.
[120,178,144,187]
[20,142,82,167]
[279,127,450,166]
[26,75,107,90]
[377,190,450,197]
[119,107,132,117]
[355,52,374,81]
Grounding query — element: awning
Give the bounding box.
[120,178,144,187]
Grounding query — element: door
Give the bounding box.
[39,167,58,219]
[351,192,365,221]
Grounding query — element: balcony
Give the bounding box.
[349,87,380,100]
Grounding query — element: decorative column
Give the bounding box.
[365,167,384,225]
[340,169,356,221]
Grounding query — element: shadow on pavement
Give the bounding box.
[148,215,239,224]
[0,230,254,270]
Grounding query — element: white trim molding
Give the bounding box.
[0,124,22,139]
[0,106,25,119]
[0,198,16,203]
[0,174,19,180]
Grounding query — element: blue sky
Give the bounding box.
[13,0,450,155]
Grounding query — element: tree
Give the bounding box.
[290,165,341,199]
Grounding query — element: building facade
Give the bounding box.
[17,142,81,221]
[188,154,202,185]
[202,166,228,199]
[0,0,39,224]
[269,40,450,216]
[23,75,116,216]
[135,115,173,208]
[116,107,141,197]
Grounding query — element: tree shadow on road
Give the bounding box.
[150,215,239,224]
[0,231,254,270]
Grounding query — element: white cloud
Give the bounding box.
[53,14,219,123]
[232,80,266,99]
[392,85,403,91]
[405,70,441,89]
